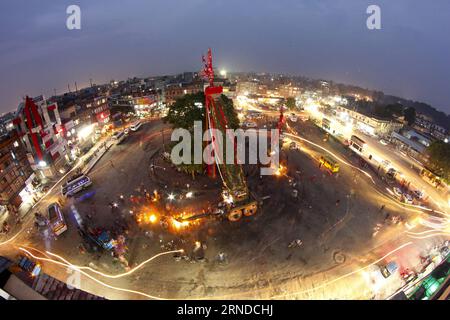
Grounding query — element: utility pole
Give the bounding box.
[89,78,93,88]
[75,81,78,92]
[161,129,165,151]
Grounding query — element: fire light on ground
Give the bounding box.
[136,210,159,225]
[274,164,287,177]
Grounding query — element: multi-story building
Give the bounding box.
[390,129,434,159]
[236,81,259,96]
[414,114,448,141]
[0,132,35,216]
[86,96,110,126]
[0,112,16,138]
[277,84,301,98]
[164,82,203,105]
[59,104,97,160]
[335,105,403,137]
[13,96,69,178]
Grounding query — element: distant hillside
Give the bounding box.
[379,95,450,130]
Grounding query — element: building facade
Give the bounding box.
[164,82,203,105]
[0,113,16,138]
[414,114,448,142]
[335,105,403,137]
[13,96,69,178]
[0,133,35,216]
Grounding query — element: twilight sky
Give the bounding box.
[0,0,449,114]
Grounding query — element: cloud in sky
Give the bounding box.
[0,0,449,113]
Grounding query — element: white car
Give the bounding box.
[412,190,425,200]
[289,141,298,150]
[289,113,298,122]
[393,187,403,198]
[403,193,414,204]
[244,121,257,128]
[399,150,408,157]
[380,261,398,278]
[379,139,388,146]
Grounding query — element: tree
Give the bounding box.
[164,92,239,130]
[426,141,450,183]
[386,103,404,117]
[403,107,416,126]
[164,92,205,130]
[164,92,239,179]
[372,103,403,119]
[286,97,296,110]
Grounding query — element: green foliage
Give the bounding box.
[164,92,239,130]
[164,92,205,130]
[286,97,296,110]
[426,141,450,182]
[373,103,403,119]
[403,107,416,126]
[218,94,240,130]
[164,92,240,178]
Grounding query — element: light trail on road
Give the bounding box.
[0,136,111,248]
[406,232,450,240]
[407,229,450,236]
[18,247,171,300]
[20,245,183,279]
[0,231,22,247]
[284,131,375,183]
[45,249,184,279]
[269,241,414,299]
[20,241,415,301]
[285,129,449,217]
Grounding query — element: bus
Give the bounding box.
[320,155,340,173]
[349,135,366,154]
[322,118,331,131]
[61,174,92,197]
[130,120,142,131]
[112,130,126,144]
[420,167,442,188]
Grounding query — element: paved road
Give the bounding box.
[359,132,449,212]
[0,117,448,300]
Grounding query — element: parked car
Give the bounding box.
[379,139,388,146]
[403,193,414,204]
[380,261,398,278]
[289,141,299,150]
[387,168,397,179]
[47,203,67,236]
[393,187,403,198]
[412,190,425,200]
[243,121,257,128]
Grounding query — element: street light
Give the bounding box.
[38,161,47,168]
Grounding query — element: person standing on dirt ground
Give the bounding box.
[110,160,115,168]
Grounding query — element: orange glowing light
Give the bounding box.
[171,218,189,230]
[274,165,286,177]
[149,214,157,223]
